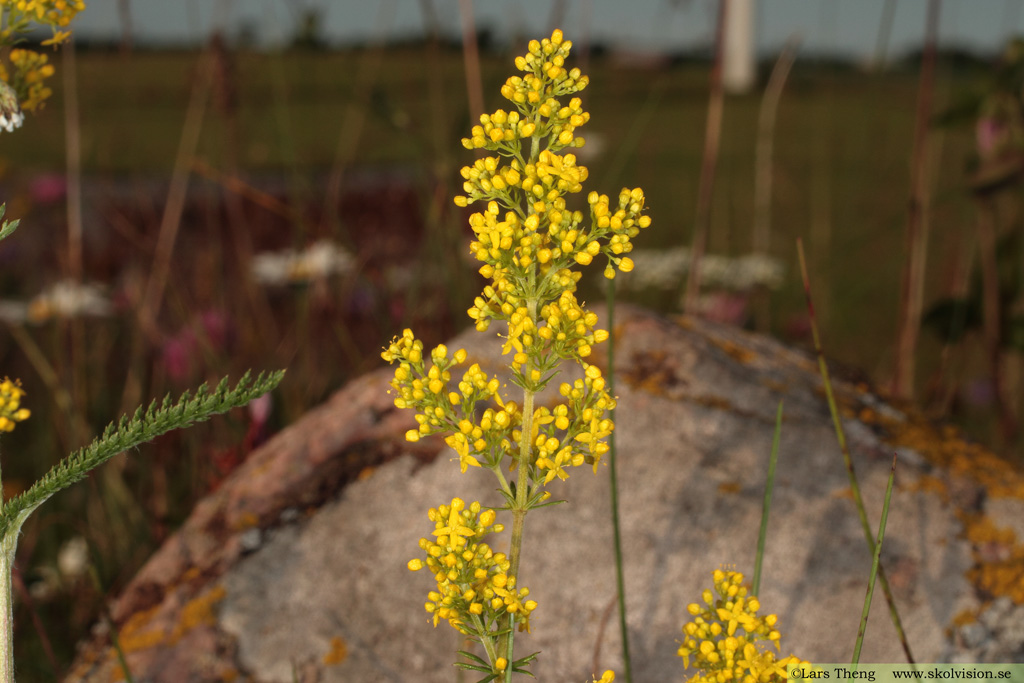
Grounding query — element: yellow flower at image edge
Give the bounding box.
[5,49,56,112]
[0,377,29,432]
[3,0,86,37]
[678,569,810,683]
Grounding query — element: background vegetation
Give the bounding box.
[0,33,1013,679]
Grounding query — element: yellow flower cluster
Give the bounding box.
[382,327,616,483]
[0,49,54,112]
[678,570,810,683]
[418,27,642,427]
[0,0,85,122]
[386,30,650,677]
[1,0,85,45]
[0,377,29,432]
[408,498,537,635]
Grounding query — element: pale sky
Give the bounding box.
[71,1,1022,59]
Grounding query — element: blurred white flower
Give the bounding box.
[623,247,785,292]
[0,110,23,133]
[57,536,90,580]
[252,239,354,286]
[0,81,23,134]
[28,280,113,323]
[0,280,114,324]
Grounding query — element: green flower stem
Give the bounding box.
[606,280,633,683]
[469,612,499,669]
[503,383,535,682]
[0,529,15,683]
[0,372,282,682]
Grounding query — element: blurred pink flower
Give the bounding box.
[29,173,66,204]
[697,291,749,326]
[199,309,230,350]
[158,309,232,381]
[160,335,193,382]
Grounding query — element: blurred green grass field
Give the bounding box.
[8,46,978,360]
[5,46,982,371]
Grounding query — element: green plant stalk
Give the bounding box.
[503,380,535,682]
[796,239,915,664]
[469,613,500,669]
[0,371,283,681]
[0,531,14,683]
[606,277,633,683]
[753,400,783,597]
[852,454,897,666]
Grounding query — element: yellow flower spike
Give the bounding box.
[400,30,647,670]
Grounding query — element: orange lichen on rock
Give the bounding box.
[110,584,229,674]
[709,337,757,365]
[951,609,977,627]
[961,514,1024,605]
[323,636,348,665]
[903,473,949,501]
[858,405,1024,499]
[116,605,164,653]
[169,585,227,643]
[232,511,260,531]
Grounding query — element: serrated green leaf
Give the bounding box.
[0,370,285,538]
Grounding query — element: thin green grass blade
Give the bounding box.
[797,239,915,664]
[753,400,783,596]
[852,454,897,666]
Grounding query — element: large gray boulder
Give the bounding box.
[64,306,1024,682]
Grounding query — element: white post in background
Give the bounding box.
[723,0,756,93]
